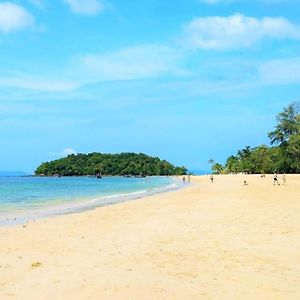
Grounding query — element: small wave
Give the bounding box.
[0,177,184,226]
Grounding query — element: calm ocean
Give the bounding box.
[0,176,181,226]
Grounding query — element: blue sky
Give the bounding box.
[0,0,299,173]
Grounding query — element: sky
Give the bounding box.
[0,0,299,173]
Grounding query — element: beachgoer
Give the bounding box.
[282,173,286,185]
[273,173,280,185]
[182,176,186,183]
[243,180,248,186]
[210,174,214,183]
[188,174,191,183]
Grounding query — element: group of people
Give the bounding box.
[182,173,287,186]
[182,174,191,183]
[243,173,287,186]
[209,173,287,186]
[273,173,286,185]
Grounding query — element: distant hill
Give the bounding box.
[35,152,187,176]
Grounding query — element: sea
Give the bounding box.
[0,176,182,226]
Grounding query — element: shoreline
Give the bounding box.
[0,176,185,227]
[0,174,300,299]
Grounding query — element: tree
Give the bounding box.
[212,163,224,174]
[237,146,253,173]
[208,158,215,173]
[224,155,240,173]
[286,118,300,172]
[268,102,300,146]
[249,145,273,174]
[220,102,300,174]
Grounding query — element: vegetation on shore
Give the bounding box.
[35,152,187,176]
[211,102,300,174]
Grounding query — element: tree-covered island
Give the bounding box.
[35,152,187,176]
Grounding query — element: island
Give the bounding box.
[35,152,187,176]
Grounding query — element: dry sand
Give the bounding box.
[0,174,300,300]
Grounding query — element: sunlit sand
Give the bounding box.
[0,174,299,299]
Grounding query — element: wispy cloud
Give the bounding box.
[62,148,77,156]
[77,44,186,81]
[0,44,185,92]
[259,57,300,85]
[63,0,105,15]
[27,0,46,9]
[203,0,220,3]
[198,0,300,3]
[197,0,233,4]
[0,2,34,33]
[0,72,79,92]
[49,148,77,158]
[1,11,299,93]
[183,14,300,50]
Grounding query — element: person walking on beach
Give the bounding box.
[282,173,286,185]
[210,174,214,183]
[188,174,191,183]
[182,176,186,183]
[273,173,280,186]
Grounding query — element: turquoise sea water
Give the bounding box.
[0,176,181,226]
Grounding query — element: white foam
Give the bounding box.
[0,178,184,227]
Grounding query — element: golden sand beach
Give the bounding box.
[0,174,300,299]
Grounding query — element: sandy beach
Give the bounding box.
[0,174,300,299]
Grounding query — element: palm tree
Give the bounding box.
[208,158,215,173]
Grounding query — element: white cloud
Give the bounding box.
[28,0,46,9]
[62,148,77,156]
[0,73,79,91]
[259,57,300,85]
[49,148,77,158]
[63,0,104,15]
[197,0,231,4]
[78,44,185,81]
[183,14,300,50]
[0,44,185,92]
[198,0,300,3]
[0,2,34,33]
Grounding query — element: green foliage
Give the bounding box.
[208,158,216,173]
[286,130,300,171]
[35,152,187,176]
[222,145,277,174]
[214,102,300,174]
[212,163,224,174]
[208,158,215,165]
[268,102,299,146]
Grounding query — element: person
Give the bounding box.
[182,176,186,183]
[282,173,286,185]
[273,173,280,185]
[187,174,191,183]
[243,180,248,186]
[210,174,214,183]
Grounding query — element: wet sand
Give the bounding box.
[0,174,300,299]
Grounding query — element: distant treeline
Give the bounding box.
[211,102,300,174]
[35,152,187,176]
